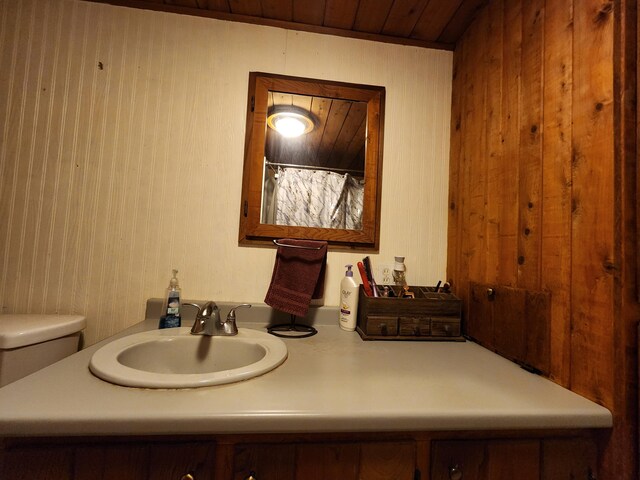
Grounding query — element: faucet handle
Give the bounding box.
[227,304,252,322]
[182,303,205,335]
[182,302,201,312]
[218,304,249,336]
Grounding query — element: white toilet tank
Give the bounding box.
[0,314,86,387]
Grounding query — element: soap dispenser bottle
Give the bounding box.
[339,265,359,331]
[159,269,181,329]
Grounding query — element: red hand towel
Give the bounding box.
[264,239,328,317]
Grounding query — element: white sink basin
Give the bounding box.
[89,327,287,389]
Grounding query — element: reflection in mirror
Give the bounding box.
[261,92,367,230]
[239,72,385,250]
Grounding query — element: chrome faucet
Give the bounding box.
[183,301,225,336]
[183,302,251,336]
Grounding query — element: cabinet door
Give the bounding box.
[75,444,148,480]
[431,440,540,480]
[233,443,296,480]
[358,442,416,480]
[233,441,416,480]
[1,441,216,480]
[75,442,216,480]
[1,445,74,480]
[148,442,217,480]
[542,438,597,479]
[295,443,361,480]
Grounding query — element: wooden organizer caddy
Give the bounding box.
[356,285,464,341]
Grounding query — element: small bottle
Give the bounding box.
[159,269,181,329]
[339,265,359,331]
[393,256,406,286]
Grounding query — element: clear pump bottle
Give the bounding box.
[159,269,181,329]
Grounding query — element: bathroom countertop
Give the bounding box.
[0,306,611,437]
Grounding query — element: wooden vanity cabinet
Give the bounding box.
[431,440,541,480]
[541,438,598,480]
[232,441,417,480]
[75,442,217,480]
[0,444,74,479]
[431,437,597,480]
[0,432,598,480]
[0,440,217,480]
[0,438,416,480]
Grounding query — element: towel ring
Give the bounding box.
[272,239,323,250]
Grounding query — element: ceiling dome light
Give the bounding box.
[267,107,315,138]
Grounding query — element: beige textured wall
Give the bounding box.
[0,0,452,346]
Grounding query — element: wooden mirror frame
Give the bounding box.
[239,72,385,250]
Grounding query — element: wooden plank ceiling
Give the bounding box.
[85,0,488,50]
[266,93,367,174]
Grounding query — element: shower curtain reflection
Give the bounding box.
[262,167,364,230]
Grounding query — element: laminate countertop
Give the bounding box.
[0,303,611,437]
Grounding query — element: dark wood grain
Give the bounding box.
[83,0,470,49]
[411,0,464,40]
[541,0,573,388]
[467,282,494,348]
[448,1,637,478]
[292,0,325,25]
[323,0,358,29]
[353,0,394,33]
[431,440,540,480]
[381,0,430,37]
[466,283,550,373]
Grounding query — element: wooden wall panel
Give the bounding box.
[449,20,473,307]
[468,283,494,349]
[449,0,637,478]
[541,0,573,388]
[484,0,503,286]
[447,45,463,293]
[496,0,521,286]
[571,0,615,406]
[516,0,543,290]
[491,286,526,361]
[638,0,640,307]
[464,9,488,297]
[467,282,550,373]
[613,0,638,477]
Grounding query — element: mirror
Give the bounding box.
[239,72,385,249]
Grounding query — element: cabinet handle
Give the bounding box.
[449,465,463,480]
[244,473,257,480]
[181,474,194,480]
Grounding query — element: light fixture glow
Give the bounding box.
[274,116,307,137]
[267,108,315,138]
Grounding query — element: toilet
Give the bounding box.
[0,314,86,387]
